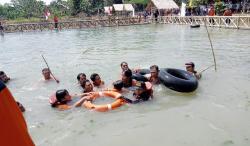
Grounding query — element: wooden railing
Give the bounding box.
[159,16,250,29]
[3,17,149,33]
[2,16,250,33]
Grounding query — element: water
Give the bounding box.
[0,24,250,146]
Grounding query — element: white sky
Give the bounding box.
[0,0,54,5]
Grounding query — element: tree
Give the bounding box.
[49,0,71,16]
[10,0,45,18]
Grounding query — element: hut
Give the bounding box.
[146,0,179,16]
[113,4,135,17]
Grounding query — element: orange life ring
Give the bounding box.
[0,81,35,146]
[83,91,126,112]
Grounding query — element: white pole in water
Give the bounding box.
[204,18,217,71]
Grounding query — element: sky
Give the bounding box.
[0,0,54,5]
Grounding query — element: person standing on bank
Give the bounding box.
[0,22,4,36]
[54,15,59,29]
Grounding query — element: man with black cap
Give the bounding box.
[185,62,201,80]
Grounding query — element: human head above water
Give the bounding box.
[120,61,129,72]
[42,68,51,80]
[77,73,86,87]
[113,80,124,91]
[0,71,10,83]
[90,73,102,86]
[122,69,132,82]
[84,80,93,93]
[56,89,71,102]
[150,65,159,77]
[185,62,195,72]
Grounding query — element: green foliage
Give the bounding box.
[10,0,45,18]
[125,0,148,5]
[49,0,71,16]
[191,0,209,7]
[214,1,225,15]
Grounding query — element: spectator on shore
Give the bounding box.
[154,10,159,22]
[223,8,232,24]
[54,15,59,29]
[143,11,148,22]
[0,22,4,35]
[208,6,215,24]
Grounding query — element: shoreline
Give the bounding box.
[1,16,250,33]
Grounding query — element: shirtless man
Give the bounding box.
[145,65,160,84]
[90,73,105,88]
[77,73,87,88]
[42,68,59,83]
[83,80,94,93]
[185,62,201,80]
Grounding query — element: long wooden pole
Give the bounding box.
[199,65,215,73]
[41,55,59,83]
[204,18,217,71]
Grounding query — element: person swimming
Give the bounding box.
[77,73,87,88]
[42,68,59,82]
[120,61,129,74]
[0,71,10,83]
[83,80,94,93]
[144,65,160,84]
[111,80,129,93]
[121,81,153,104]
[120,61,140,76]
[185,62,201,80]
[122,69,137,88]
[49,89,90,110]
[90,73,105,88]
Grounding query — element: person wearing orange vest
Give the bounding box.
[0,81,35,146]
[54,15,59,29]
[208,6,215,25]
[223,8,232,24]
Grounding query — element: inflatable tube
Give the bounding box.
[137,69,150,75]
[0,81,35,146]
[83,91,126,112]
[159,68,198,92]
[132,73,148,82]
[190,24,200,28]
[132,69,150,82]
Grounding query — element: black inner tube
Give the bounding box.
[166,69,188,80]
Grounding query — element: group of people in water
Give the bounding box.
[0,61,201,111]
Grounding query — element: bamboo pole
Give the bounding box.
[199,65,215,73]
[41,55,59,83]
[204,18,217,71]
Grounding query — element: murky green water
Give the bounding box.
[0,24,250,146]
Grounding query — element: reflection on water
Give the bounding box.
[0,24,250,146]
